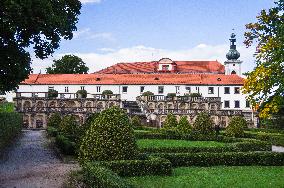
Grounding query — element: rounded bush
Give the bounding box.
[131,115,142,128]
[189,93,202,97]
[102,90,113,95]
[163,113,178,130]
[142,91,154,96]
[76,90,87,98]
[226,116,247,137]
[59,115,79,137]
[47,112,61,128]
[79,106,137,162]
[177,116,192,134]
[48,89,58,98]
[167,93,176,98]
[193,112,214,135]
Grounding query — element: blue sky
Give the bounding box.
[31,0,275,73]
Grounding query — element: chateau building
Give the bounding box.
[14,33,257,128]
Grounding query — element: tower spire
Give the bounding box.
[226,31,240,60]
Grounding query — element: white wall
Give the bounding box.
[17,84,251,110]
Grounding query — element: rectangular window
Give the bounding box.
[234,100,240,108]
[140,86,145,93]
[175,86,180,94]
[48,86,54,91]
[234,87,240,94]
[224,100,230,108]
[185,86,191,93]
[96,86,101,93]
[122,86,128,93]
[196,86,200,93]
[65,86,69,92]
[224,87,230,94]
[158,86,164,94]
[162,65,169,71]
[208,87,214,94]
[81,86,85,90]
[246,100,250,108]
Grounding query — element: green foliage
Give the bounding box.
[167,93,176,98]
[193,112,214,136]
[79,106,138,162]
[137,139,270,153]
[243,1,284,118]
[131,115,142,128]
[76,89,87,98]
[100,156,172,177]
[177,116,191,134]
[82,162,131,188]
[163,113,178,130]
[189,93,202,97]
[47,112,61,128]
[55,134,76,155]
[46,55,89,74]
[80,113,100,136]
[0,112,22,150]
[226,116,247,138]
[47,126,58,137]
[0,102,14,112]
[0,1,81,92]
[153,151,284,167]
[142,91,154,96]
[102,90,113,95]
[59,115,79,137]
[48,89,58,98]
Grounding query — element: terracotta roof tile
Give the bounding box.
[96,61,224,74]
[21,74,243,85]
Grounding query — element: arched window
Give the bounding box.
[231,70,236,75]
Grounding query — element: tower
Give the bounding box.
[224,32,242,76]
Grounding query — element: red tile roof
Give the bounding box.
[22,74,243,85]
[95,61,225,74]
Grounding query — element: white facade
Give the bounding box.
[17,83,251,110]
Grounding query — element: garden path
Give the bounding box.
[0,130,78,188]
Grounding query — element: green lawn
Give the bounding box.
[127,166,284,188]
[137,139,228,148]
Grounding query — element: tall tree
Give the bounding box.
[0,0,81,92]
[46,55,89,74]
[243,0,284,118]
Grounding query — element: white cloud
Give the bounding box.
[72,28,115,42]
[80,0,102,4]
[30,44,257,74]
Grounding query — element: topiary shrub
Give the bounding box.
[59,115,79,137]
[177,116,192,134]
[76,90,87,98]
[226,116,248,138]
[189,93,202,97]
[193,112,214,136]
[142,91,154,96]
[102,90,113,95]
[163,113,178,130]
[79,106,137,162]
[131,115,142,128]
[48,89,58,98]
[47,112,61,128]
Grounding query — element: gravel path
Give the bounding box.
[272,145,284,153]
[0,130,78,188]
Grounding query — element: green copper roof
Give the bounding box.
[226,32,240,60]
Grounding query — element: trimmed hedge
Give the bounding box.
[55,134,76,155]
[139,140,271,153]
[0,112,22,150]
[152,151,284,167]
[244,131,284,146]
[82,162,131,188]
[100,156,172,177]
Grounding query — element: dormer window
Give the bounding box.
[157,58,176,72]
